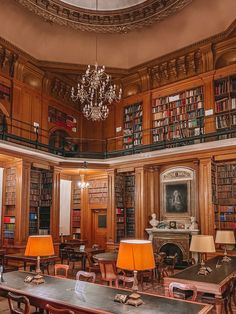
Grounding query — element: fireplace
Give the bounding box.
[146,228,199,263]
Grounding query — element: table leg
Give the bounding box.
[24,262,26,271]
[82,255,86,271]
[215,295,223,314]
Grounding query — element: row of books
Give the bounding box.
[88,181,108,188]
[124,103,142,114]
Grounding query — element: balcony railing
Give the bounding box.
[0,115,236,159]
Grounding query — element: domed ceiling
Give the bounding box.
[15,0,193,33]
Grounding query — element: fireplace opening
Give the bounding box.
[160,242,189,269]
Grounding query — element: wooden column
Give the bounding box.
[51,166,61,243]
[106,169,115,246]
[80,175,90,245]
[135,166,148,239]
[14,160,31,247]
[199,158,214,236]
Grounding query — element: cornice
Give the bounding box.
[14,0,193,33]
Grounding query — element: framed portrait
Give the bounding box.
[160,167,195,221]
[163,181,190,217]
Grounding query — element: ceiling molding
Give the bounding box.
[14,0,193,33]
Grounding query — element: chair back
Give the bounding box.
[169,282,197,301]
[45,304,75,314]
[76,270,96,283]
[55,264,70,278]
[7,292,30,314]
[99,260,117,281]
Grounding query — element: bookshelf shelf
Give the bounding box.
[115,172,135,242]
[88,179,108,205]
[123,102,143,149]
[212,161,236,234]
[3,167,16,245]
[214,75,236,134]
[29,167,53,235]
[152,86,205,144]
[71,182,81,239]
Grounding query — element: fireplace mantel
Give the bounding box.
[146,228,200,261]
[145,228,199,241]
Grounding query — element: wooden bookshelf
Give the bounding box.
[29,169,40,235]
[115,172,135,241]
[88,179,108,205]
[3,167,16,246]
[152,86,204,144]
[123,102,143,150]
[214,75,236,137]
[212,161,236,233]
[29,167,53,235]
[71,182,81,238]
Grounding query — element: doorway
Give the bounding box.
[92,209,107,249]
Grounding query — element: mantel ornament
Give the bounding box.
[149,213,159,229]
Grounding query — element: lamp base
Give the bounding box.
[31,273,45,285]
[198,259,212,276]
[126,293,144,307]
[222,255,231,263]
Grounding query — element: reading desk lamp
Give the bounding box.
[190,235,215,276]
[116,239,155,306]
[215,230,235,262]
[25,235,55,284]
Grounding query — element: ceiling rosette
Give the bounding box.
[15,0,193,33]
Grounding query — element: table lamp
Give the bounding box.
[116,239,155,306]
[25,235,55,284]
[190,235,215,276]
[215,230,235,262]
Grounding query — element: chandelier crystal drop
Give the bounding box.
[71,63,122,121]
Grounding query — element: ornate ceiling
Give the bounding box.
[15,0,193,33]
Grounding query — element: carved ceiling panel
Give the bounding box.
[15,0,193,33]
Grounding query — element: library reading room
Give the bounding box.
[0,0,235,313]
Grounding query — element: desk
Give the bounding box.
[163,256,236,314]
[4,254,58,272]
[93,252,117,262]
[60,248,105,271]
[0,271,212,314]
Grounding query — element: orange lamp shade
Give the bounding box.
[116,239,155,271]
[25,235,55,257]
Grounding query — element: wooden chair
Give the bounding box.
[99,260,118,287]
[66,248,83,271]
[86,252,100,273]
[117,270,135,289]
[45,304,75,314]
[76,270,96,283]
[7,292,31,314]
[55,264,70,278]
[169,282,197,301]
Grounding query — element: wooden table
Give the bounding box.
[4,254,58,272]
[163,256,236,314]
[60,248,105,271]
[93,252,117,262]
[0,271,213,314]
[0,249,4,266]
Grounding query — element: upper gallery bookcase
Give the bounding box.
[214,75,236,136]
[152,86,205,144]
[123,102,143,150]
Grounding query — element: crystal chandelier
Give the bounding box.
[71,1,122,122]
[78,181,90,189]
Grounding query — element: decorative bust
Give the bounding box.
[149,213,159,229]
[189,216,198,230]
